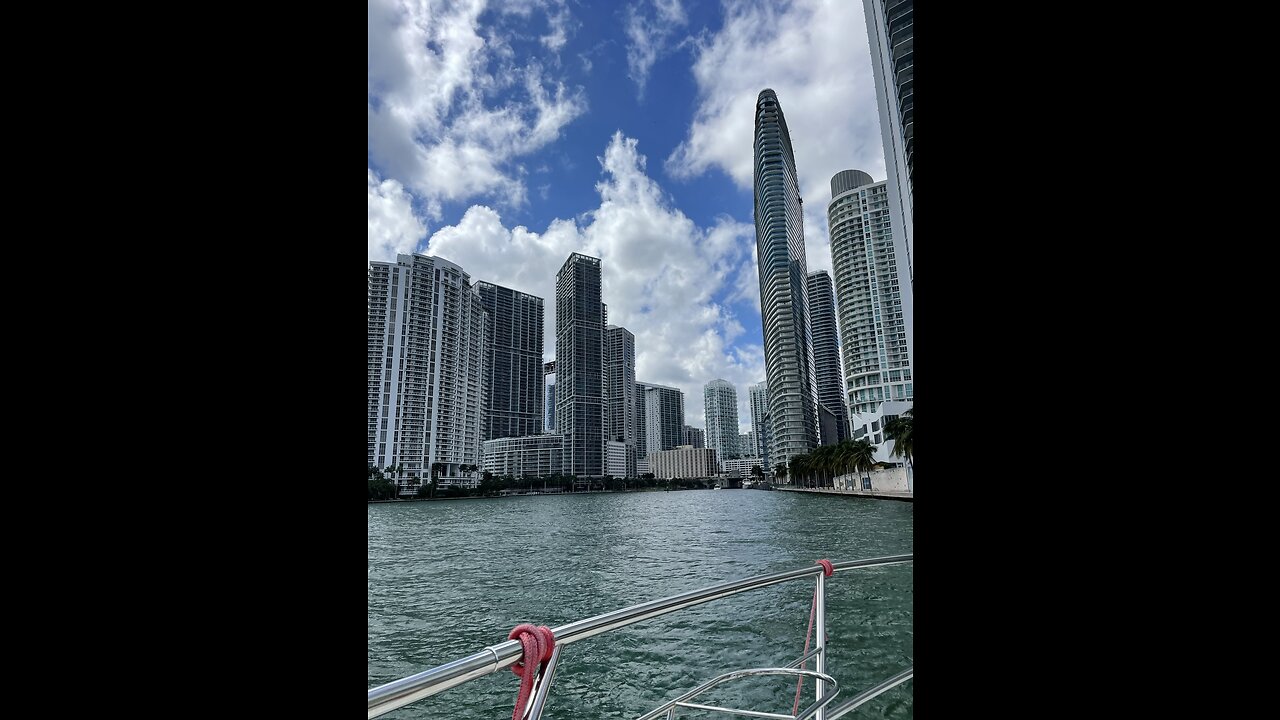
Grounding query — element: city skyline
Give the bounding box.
[369,0,890,432]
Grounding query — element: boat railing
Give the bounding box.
[367,553,913,720]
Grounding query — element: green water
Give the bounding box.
[368,489,913,718]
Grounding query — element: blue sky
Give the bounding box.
[369,0,887,431]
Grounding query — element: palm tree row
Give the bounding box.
[786,438,881,488]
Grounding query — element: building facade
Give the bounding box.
[481,434,563,478]
[703,379,741,467]
[805,270,850,444]
[681,425,705,449]
[826,170,913,418]
[740,431,757,458]
[543,361,556,433]
[475,282,544,441]
[649,445,718,479]
[555,253,606,477]
[863,0,913,367]
[722,457,765,478]
[368,254,486,489]
[605,326,636,446]
[606,440,636,478]
[748,381,771,471]
[753,88,820,469]
[635,381,685,474]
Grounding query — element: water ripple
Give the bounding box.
[370,490,913,718]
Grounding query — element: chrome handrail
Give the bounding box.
[633,667,839,720]
[368,553,913,719]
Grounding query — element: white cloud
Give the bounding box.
[427,132,764,430]
[665,0,886,275]
[624,0,689,99]
[367,0,586,219]
[369,170,428,262]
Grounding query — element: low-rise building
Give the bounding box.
[481,435,563,478]
[649,445,718,479]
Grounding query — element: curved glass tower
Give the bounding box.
[753,89,819,470]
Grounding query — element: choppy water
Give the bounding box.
[369,489,913,718]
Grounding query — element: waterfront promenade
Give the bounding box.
[777,486,914,502]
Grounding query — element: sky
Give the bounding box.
[368,0,887,433]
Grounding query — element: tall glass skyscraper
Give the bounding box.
[806,270,849,444]
[753,88,819,469]
[827,170,912,418]
[605,325,636,446]
[555,253,605,477]
[475,281,544,441]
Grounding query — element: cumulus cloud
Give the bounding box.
[665,0,886,275]
[369,170,428,262]
[367,0,586,219]
[624,0,689,100]
[427,132,763,430]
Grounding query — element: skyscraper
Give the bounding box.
[827,170,913,419]
[475,282,544,441]
[604,326,636,445]
[806,271,850,444]
[864,0,912,364]
[556,253,605,477]
[753,88,820,469]
[605,326,637,477]
[704,379,741,467]
[368,254,486,489]
[635,381,684,472]
[748,381,771,471]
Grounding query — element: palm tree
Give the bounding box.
[790,454,809,488]
[883,408,913,490]
[430,462,446,499]
[846,439,878,491]
[774,462,787,485]
[883,408,913,466]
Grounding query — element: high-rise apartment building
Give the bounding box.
[368,254,486,488]
[635,381,685,472]
[555,253,605,477]
[827,170,913,418]
[740,431,757,457]
[864,0,913,364]
[748,381,770,471]
[605,326,636,445]
[475,282,544,441]
[753,88,820,468]
[704,379,741,467]
[806,270,850,444]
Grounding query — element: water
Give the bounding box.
[369,489,913,718]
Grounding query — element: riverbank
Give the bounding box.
[777,486,914,502]
[368,488,673,504]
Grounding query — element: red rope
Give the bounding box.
[508,624,555,720]
[792,560,834,715]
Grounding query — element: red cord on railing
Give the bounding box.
[793,560,833,715]
[508,624,555,720]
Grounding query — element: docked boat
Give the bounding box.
[368,553,913,719]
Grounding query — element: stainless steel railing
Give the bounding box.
[368,553,913,719]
